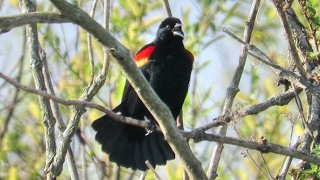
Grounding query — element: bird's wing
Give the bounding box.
[113,44,156,119]
[134,43,156,68]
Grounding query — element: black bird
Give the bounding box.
[92,17,194,171]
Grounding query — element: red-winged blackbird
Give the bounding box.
[92,17,193,171]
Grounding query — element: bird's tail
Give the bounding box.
[92,114,175,171]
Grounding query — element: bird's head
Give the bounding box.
[156,17,184,42]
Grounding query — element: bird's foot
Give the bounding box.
[144,117,156,136]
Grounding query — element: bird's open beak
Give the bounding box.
[172,23,184,39]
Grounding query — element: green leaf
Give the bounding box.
[307,51,320,60]
[307,6,316,17]
[310,16,320,26]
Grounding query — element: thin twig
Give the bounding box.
[223,28,320,97]
[100,0,112,177]
[81,116,88,180]
[259,153,274,179]
[181,132,320,166]
[42,36,80,180]
[20,1,57,179]
[207,0,261,179]
[245,149,271,180]
[87,0,99,87]
[101,0,111,77]
[240,88,301,116]
[145,161,161,180]
[276,112,297,179]
[279,138,301,180]
[270,0,308,79]
[139,171,148,180]
[0,28,26,141]
[81,1,99,179]
[65,148,80,180]
[0,71,156,130]
[162,0,172,17]
[292,85,315,142]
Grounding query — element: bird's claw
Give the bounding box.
[145,117,156,136]
[145,129,153,136]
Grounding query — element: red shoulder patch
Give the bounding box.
[134,44,156,67]
[186,50,194,62]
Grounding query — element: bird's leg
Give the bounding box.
[144,116,156,136]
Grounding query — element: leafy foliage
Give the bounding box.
[290,145,320,179]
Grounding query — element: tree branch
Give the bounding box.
[207,0,261,179]
[3,70,320,171]
[86,0,99,87]
[20,1,57,179]
[0,69,300,135]
[41,31,80,180]
[182,132,320,166]
[223,28,320,97]
[270,0,308,79]
[241,88,302,116]
[0,12,69,34]
[162,0,172,17]
[279,139,300,180]
[0,71,158,131]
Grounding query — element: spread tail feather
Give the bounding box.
[92,114,175,171]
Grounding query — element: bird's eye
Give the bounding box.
[173,26,181,31]
[165,25,170,30]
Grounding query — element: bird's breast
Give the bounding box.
[147,49,192,114]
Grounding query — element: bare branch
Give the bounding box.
[207,0,261,179]
[223,28,320,97]
[245,149,271,180]
[182,132,320,166]
[292,85,316,142]
[139,171,148,180]
[0,71,157,130]
[41,30,80,180]
[20,1,57,179]
[87,0,99,87]
[145,161,161,180]
[270,0,308,79]
[241,89,301,116]
[162,0,172,17]
[0,12,69,34]
[279,138,300,180]
[83,1,99,178]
